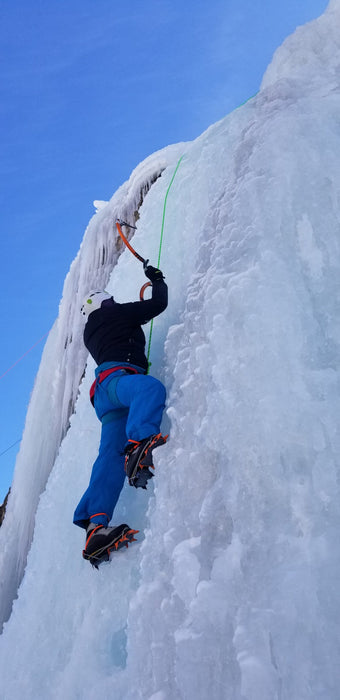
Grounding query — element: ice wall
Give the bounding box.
[1,2,340,699]
[261,0,340,90]
[0,144,183,629]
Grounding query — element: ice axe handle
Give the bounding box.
[115,221,146,264]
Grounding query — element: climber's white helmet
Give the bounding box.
[81,290,113,317]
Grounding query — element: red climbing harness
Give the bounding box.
[89,365,139,406]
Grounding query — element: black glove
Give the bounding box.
[144,264,164,282]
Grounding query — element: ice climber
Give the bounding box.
[73,263,168,567]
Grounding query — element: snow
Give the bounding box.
[261,0,340,91]
[93,200,109,212]
[1,1,340,698]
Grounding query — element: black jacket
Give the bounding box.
[84,278,168,371]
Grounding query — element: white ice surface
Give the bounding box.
[0,2,340,698]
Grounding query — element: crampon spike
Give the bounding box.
[84,528,139,567]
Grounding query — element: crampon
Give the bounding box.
[82,523,139,569]
[124,433,168,489]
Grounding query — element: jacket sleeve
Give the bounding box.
[125,277,168,325]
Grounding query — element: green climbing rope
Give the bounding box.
[147,154,183,369]
[157,155,184,268]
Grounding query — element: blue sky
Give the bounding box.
[0,0,328,502]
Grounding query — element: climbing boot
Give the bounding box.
[124,433,168,489]
[82,523,139,568]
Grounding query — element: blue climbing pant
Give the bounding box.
[73,369,166,529]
